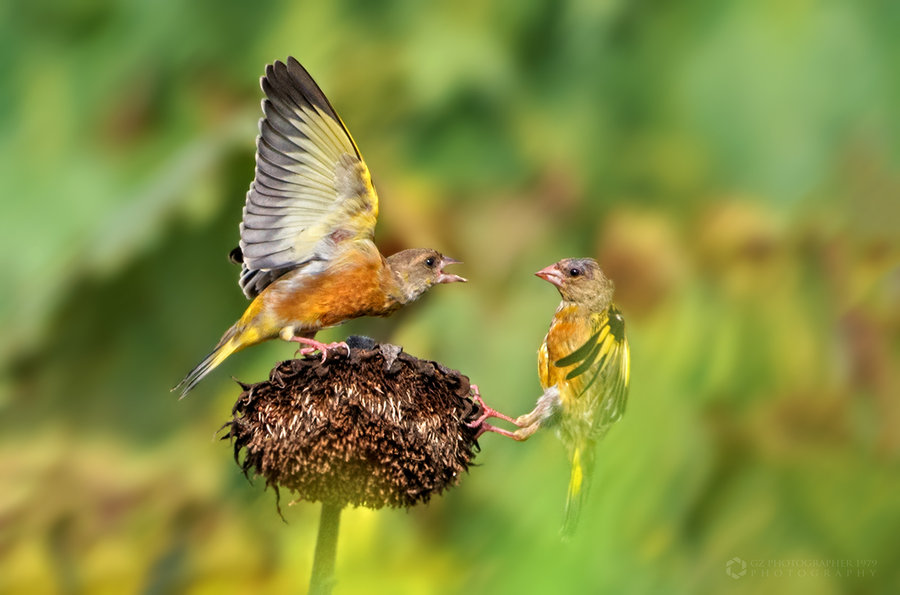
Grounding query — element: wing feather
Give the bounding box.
[554,305,631,435]
[237,57,379,298]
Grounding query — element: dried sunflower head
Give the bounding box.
[224,338,483,509]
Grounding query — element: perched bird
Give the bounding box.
[174,58,465,398]
[470,258,630,536]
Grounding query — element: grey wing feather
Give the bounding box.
[236,57,378,299]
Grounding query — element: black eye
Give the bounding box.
[425,257,436,267]
[569,267,582,277]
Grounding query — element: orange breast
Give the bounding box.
[266,250,399,331]
[541,305,593,389]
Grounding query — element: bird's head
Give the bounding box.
[535,258,614,306]
[387,249,466,303]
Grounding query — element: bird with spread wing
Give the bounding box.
[471,258,630,536]
[174,58,465,398]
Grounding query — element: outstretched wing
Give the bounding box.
[238,57,379,298]
[554,304,631,435]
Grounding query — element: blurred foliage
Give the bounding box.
[2,0,899,593]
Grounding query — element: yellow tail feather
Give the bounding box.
[562,447,585,538]
[173,324,251,399]
[561,444,597,538]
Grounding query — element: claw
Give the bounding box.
[466,384,529,442]
[289,336,350,362]
[467,384,519,429]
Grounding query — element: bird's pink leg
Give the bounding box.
[467,384,519,428]
[474,422,530,441]
[288,336,350,362]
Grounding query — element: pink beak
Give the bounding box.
[535,264,564,288]
[437,256,467,283]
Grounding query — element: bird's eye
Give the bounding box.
[569,267,582,277]
[425,257,436,267]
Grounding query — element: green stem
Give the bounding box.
[309,501,342,595]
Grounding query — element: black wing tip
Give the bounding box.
[259,57,345,126]
[256,56,361,158]
[262,57,320,101]
[608,305,626,341]
[285,56,314,83]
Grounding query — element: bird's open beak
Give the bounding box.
[535,264,564,288]
[437,256,467,283]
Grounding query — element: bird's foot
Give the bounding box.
[290,337,350,362]
[467,384,531,441]
[467,384,520,428]
[474,422,530,441]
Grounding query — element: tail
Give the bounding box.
[561,445,595,539]
[172,324,248,399]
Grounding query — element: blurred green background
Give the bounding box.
[2,0,899,593]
